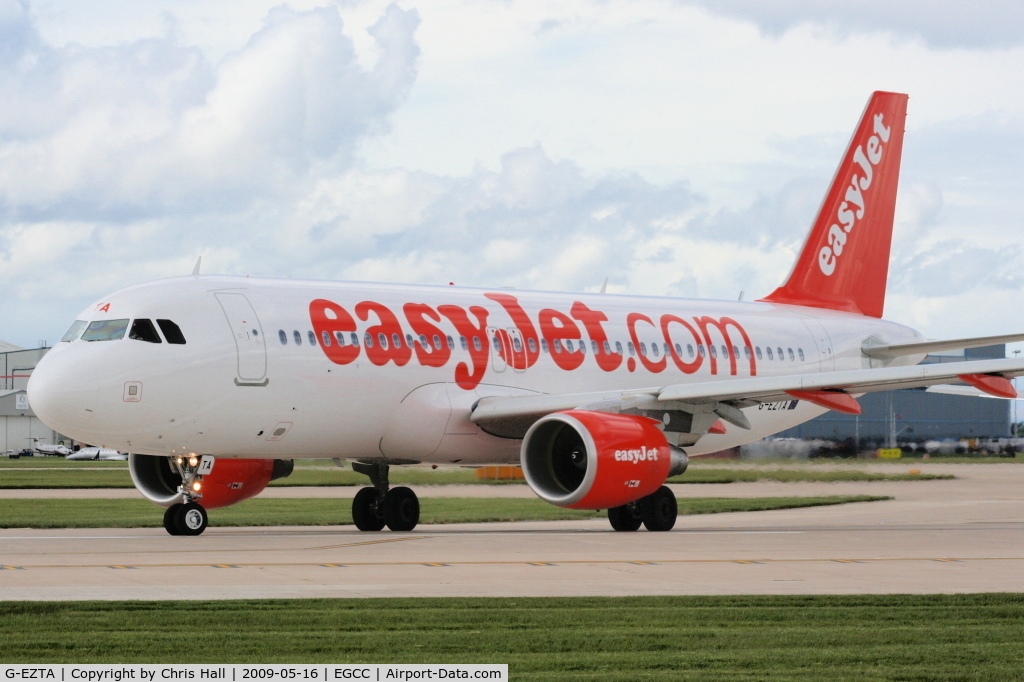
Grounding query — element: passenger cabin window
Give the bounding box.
[157,320,186,345]
[308,331,317,346]
[293,330,302,345]
[322,331,332,346]
[798,348,805,362]
[61,320,87,342]
[279,330,287,345]
[129,319,162,343]
[82,319,129,342]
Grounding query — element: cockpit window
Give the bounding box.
[61,320,87,342]
[157,319,186,345]
[129,319,162,343]
[82,319,130,342]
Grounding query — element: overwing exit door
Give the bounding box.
[802,319,835,372]
[214,292,268,385]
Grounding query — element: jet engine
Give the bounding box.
[521,410,688,509]
[129,454,294,509]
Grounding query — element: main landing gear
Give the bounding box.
[351,462,420,532]
[607,485,677,532]
[162,455,210,536]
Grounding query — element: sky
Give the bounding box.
[1,0,1023,351]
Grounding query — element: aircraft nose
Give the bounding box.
[27,347,98,437]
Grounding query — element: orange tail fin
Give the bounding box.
[760,91,908,318]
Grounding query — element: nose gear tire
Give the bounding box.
[163,503,184,535]
[174,502,208,536]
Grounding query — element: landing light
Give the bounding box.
[192,482,202,492]
[188,456,199,467]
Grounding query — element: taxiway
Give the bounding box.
[1,463,1022,600]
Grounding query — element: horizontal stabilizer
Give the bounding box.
[863,333,1024,359]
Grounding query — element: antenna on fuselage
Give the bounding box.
[599,277,609,294]
[192,257,202,276]
[738,290,744,301]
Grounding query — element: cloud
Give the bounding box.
[286,145,708,293]
[0,3,420,220]
[676,0,1024,49]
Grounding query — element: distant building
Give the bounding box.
[0,344,69,453]
[777,345,1012,445]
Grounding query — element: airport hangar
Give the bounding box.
[777,345,1015,447]
[0,341,1013,455]
[0,342,68,454]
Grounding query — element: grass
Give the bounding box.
[0,456,952,488]
[668,468,952,483]
[1,594,1023,679]
[0,495,887,529]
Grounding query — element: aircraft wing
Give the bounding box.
[470,357,1024,437]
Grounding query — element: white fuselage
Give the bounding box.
[28,275,926,464]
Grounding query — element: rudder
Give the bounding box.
[760,91,908,318]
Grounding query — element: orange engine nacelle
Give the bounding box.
[521,410,687,510]
[129,454,294,509]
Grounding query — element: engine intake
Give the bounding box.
[129,454,293,509]
[521,410,687,510]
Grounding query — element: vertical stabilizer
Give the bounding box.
[760,91,908,318]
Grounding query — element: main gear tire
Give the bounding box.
[383,486,420,532]
[639,486,677,532]
[352,486,386,531]
[608,504,643,531]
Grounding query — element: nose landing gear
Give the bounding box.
[351,462,420,532]
[162,501,209,536]
[162,455,210,536]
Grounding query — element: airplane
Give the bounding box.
[66,446,128,461]
[27,91,1024,536]
[28,438,72,457]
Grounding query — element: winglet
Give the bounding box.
[760,91,909,318]
[192,257,202,276]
